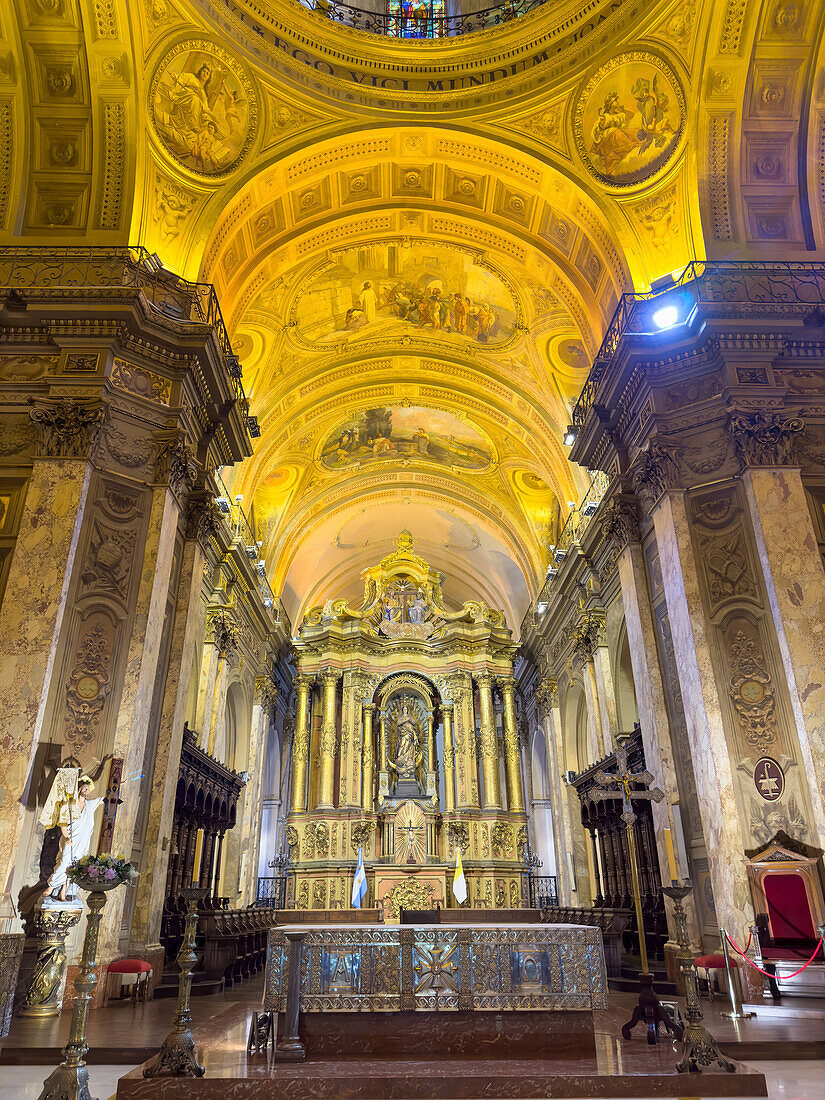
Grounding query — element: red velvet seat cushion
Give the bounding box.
[694,954,737,968]
[107,958,152,974]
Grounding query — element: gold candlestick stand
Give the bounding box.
[143,886,207,1078]
[37,887,115,1100]
[663,883,735,1074]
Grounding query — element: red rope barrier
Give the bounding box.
[725,932,824,980]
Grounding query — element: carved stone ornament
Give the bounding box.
[383,877,434,921]
[254,675,278,711]
[29,397,103,458]
[728,629,777,753]
[65,622,112,750]
[446,820,470,852]
[491,821,514,858]
[155,435,199,496]
[208,611,238,657]
[285,825,299,856]
[571,612,605,663]
[727,411,804,467]
[600,494,640,549]
[534,678,559,719]
[630,441,679,509]
[185,494,223,546]
[350,820,375,850]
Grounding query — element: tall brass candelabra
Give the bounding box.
[143,886,207,1077]
[663,883,735,1074]
[37,887,113,1100]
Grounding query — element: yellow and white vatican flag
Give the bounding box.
[452,847,467,905]
[352,848,368,909]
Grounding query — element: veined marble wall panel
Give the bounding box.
[684,481,817,852]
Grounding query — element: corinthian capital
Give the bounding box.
[727,410,804,468]
[30,396,103,458]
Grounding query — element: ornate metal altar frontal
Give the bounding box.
[263,924,607,1012]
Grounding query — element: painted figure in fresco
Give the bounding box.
[413,427,429,455]
[452,293,467,333]
[155,60,244,174]
[630,76,676,154]
[359,280,377,324]
[590,92,636,174]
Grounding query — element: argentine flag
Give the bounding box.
[352,847,368,909]
[452,847,467,905]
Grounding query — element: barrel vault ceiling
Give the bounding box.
[2,0,824,628]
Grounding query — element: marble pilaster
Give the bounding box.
[589,646,618,754]
[240,681,273,905]
[617,540,700,940]
[652,492,754,942]
[538,682,576,905]
[129,535,205,950]
[0,459,90,908]
[580,658,605,761]
[743,466,825,851]
[98,486,181,960]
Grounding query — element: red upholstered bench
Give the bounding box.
[694,954,738,1001]
[107,958,152,1004]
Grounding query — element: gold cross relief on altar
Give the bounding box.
[413,943,459,994]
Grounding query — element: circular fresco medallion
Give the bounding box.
[149,40,258,178]
[574,52,686,188]
[753,757,785,802]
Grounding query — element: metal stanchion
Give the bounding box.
[719,927,755,1021]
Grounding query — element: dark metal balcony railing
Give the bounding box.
[0,245,251,424]
[256,874,289,909]
[306,0,548,37]
[524,873,558,909]
[572,260,825,431]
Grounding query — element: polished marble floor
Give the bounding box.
[1,982,823,1099]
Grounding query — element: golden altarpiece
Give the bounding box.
[286,532,527,919]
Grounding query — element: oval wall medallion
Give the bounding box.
[573,51,686,188]
[149,40,258,178]
[754,757,785,802]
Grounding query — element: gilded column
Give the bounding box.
[498,676,525,813]
[289,674,314,814]
[441,704,456,813]
[316,668,340,809]
[361,702,375,812]
[476,671,502,809]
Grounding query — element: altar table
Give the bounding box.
[262,922,608,1013]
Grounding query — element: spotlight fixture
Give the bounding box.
[582,499,599,517]
[246,545,258,560]
[257,561,267,578]
[652,304,679,330]
[563,425,577,446]
[214,496,231,514]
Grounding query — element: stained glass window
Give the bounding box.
[387,0,445,38]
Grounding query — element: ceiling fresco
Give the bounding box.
[3,0,817,631]
[292,243,519,348]
[320,406,493,472]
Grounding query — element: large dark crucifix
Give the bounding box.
[589,736,682,1045]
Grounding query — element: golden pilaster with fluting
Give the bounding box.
[498,676,525,813]
[362,702,375,812]
[442,703,456,812]
[289,674,314,814]
[476,671,502,809]
[316,668,339,809]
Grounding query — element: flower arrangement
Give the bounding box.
[67,854,139,890]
